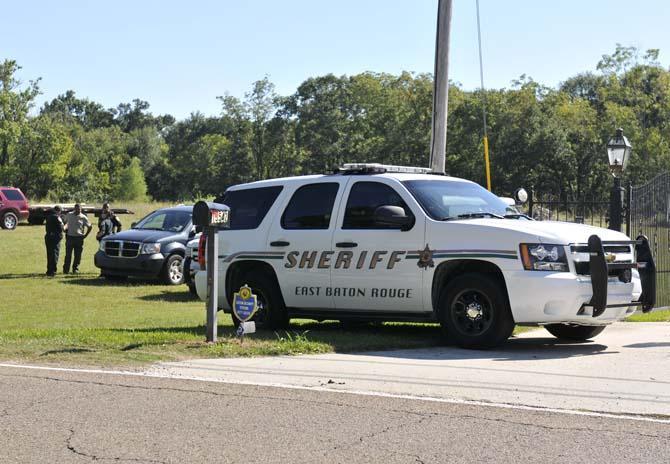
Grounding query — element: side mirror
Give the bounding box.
[513,188,528,205]
[373,205,413,231]
[188,226,197,238]
[130,222,137,228]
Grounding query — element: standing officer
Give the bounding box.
[98,202,122,238]
[44,206,64,277]
[63,203,93,274]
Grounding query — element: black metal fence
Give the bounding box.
[527,191,610,227]
[630,172,670,308]
[527,175,669,308]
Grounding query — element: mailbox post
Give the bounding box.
[192,201,230,342]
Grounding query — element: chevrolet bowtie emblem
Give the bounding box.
[605,253,616,263]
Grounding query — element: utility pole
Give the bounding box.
[429,0,453,174]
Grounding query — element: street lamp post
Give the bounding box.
[607,128,632,232]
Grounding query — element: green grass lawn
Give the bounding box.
[0,202,666,368]
[0,203,447,367]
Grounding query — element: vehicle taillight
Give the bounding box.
[198,234,207,270]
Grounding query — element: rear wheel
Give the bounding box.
[2,212,18,230]
[231,271,289,330]
[545,324,605,341]
[438,273,514,349]
[161,254,184,285]
[187,282,197,296]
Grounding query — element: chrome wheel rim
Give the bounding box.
[4,215,16,229]
[169,258,183,283]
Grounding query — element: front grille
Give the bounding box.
[190,247,198,260]
[105,241,140,258]
[572,244,634,283]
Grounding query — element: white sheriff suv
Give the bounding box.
[195,164,655,348]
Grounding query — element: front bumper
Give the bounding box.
[506,234,655,325]
[94,250,165,277]
[578,235,656,316]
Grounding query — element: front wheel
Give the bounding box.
[231,271,289,330]
[162,254,184,285]
[438,273,514,349]
[545,324,605,341]
[2,212,18,230]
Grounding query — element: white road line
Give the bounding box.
[1,362,669,424]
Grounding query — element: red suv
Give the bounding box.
[0,187,29,230]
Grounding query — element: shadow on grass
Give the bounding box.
[41,348,96,356]
[111,326,205,336]
[59,277,160,287]
[137,292,197,303]
[0,273,49,280]
[108,322,443,352]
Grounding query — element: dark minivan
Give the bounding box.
[0,187,29,230]
[94,205,195,284]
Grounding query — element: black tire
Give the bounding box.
[187,282,198,296]
[437,273,514,349]
[545,324,606,341]
[183,257,192,284]
[2,212,18,230]
[231,271,289,330]
[161,254,184,285]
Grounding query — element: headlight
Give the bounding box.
[99,240,106,252]
[141,243,161,254]
[519,243,568,271]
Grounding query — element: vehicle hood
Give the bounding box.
[444,218,630,245]
[104,229,178,243]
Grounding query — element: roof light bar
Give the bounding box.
[340,163,433,174]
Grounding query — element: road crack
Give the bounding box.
[65,428,168,463]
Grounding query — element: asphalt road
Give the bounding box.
[151,322,670,417]
[1,365,669,463]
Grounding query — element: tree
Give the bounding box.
[0,60,40,172]
[114,157,147,201]
[41,90,116,129]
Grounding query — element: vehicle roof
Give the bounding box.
[226,172,474,191]
[154,205,193,213]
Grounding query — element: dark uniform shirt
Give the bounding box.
[45,212,63,238]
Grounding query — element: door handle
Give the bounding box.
[335,242,358,248]
[270,240,290,247]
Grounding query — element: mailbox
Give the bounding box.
[193,200,231,343]
[193,201,230,229]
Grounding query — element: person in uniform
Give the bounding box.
[63,203,93,274]
[97,202,122,240]
[44,206,64,277]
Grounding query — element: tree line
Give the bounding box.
[1,45,668,203]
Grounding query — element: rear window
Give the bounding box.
[220,186,283,230]
[1,189,25,201]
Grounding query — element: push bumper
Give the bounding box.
[576,234,656,316]
[94,250,165,277]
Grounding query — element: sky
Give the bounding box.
[3,0,669,119]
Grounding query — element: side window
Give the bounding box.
[342,182,413,230]
[281,183,339,230]
[221,186,283,230]
[1,189,24,201]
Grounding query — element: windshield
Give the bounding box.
[134,210,192,232]
[402,179,517,220]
